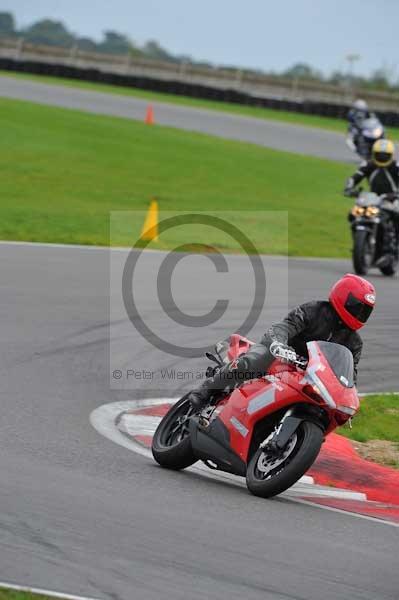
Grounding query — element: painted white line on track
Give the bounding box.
[90,399,252,487]
[90,399,399,526]
[0,240,122,252]
[91,398,316,489]
[90,399,161,460]
[0,240,349,262]
[90,398,369,503]
[360,391,399,396]
[0,581,101,600]
[292,497,399,529]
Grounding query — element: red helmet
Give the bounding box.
[329,274,375,330]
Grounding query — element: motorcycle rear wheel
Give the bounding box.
[151,396,197,470]
[379,240,398,276]
[380,261,398,276]
[246,421,323,498]
[353,229,372,275]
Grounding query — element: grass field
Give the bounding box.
[3,70,399,139]
[0,590,55,600]
[339,394,399,468]
[0,96,355,256]
[340,394,399,444]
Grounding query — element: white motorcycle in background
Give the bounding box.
[346,115,385,161]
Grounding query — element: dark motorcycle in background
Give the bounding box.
[346,116,385,160]
[347,189,399,276]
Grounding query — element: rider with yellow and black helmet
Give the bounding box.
[371,139,396,167]
[344,139,399,266]
[345,139,398,196]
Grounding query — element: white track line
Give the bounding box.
[292,497,399,528]
[90,398,368,501]
[0,581,100,600]
[0,240,120,252]
[360,391,399,396]
[0,240,349,262]
[90,398,399,527]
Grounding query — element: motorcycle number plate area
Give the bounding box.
[230,416,249,437]
[247,387,275,415]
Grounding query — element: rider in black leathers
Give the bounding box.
[344,139,399,264]
[345,141,399,196]
[188,275,375,409]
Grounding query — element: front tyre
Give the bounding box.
[246,421,323,498]
[353,229,372,275]
[152,396,197,470]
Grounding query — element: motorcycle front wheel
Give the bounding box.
[151,396,197,470]
[246,421,323,498]
[353,229,372,275]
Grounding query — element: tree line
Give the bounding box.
[0,12,187,63]
[0,11,396,92]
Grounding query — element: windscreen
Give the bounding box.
[362,117,379,129]
[357,192,380,207]
[317,341,354,388]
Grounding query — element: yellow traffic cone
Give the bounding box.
[140,199,159,241]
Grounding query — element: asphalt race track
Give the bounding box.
[0,75,356,163]
[0,242,398,600]
[1,73,397,599]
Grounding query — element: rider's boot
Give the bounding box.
[187,362,236,410]
[187,343,272,410]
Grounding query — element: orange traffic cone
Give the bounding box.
[145,105,154,125]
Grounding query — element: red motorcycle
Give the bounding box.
[152,334,359,498]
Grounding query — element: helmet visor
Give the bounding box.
[344,292,374,323]
[374,151,393,165]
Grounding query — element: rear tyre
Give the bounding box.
[379,237,398,276]
[246,421,323,498]
[151,396,197,470]
[380,262,397,276]
[353,230,372,275]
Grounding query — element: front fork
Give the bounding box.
[261,409,302,452]
[352,220,378,258]
[262,406,327,453]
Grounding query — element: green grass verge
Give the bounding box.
[1,96,357,255]
[0,590,56,600]
[340,394,399,444]
[3,70,399,139]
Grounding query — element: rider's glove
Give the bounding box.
[270,341,297,363]
[345,188,360,198]
[382,192,399,202]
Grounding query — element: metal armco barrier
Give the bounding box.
[1,38,399,126]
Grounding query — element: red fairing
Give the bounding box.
[216,336,360,463]
[227,334,254,361]
[217,373,304,463]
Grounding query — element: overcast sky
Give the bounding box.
[4,1,398,78]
